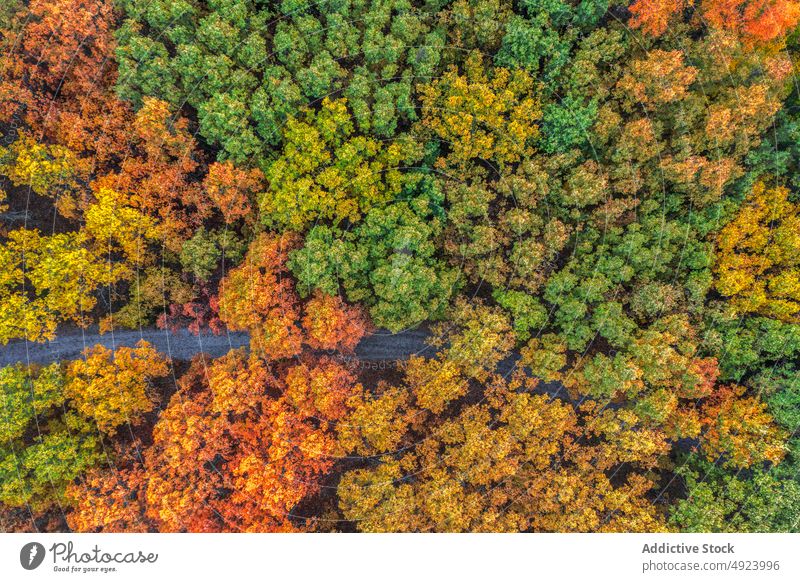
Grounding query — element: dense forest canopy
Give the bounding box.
[2,0,800,532]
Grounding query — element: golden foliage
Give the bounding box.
[715,182,800,321]
[65,341,168,435]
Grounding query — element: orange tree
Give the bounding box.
[68,282,369,532]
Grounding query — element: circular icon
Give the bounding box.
[20,542,46,570]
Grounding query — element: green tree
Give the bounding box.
[671,458,800,532]
[115,0,442,160]
[291,177,459,331]
[261,98,422,230]
[0,363,100,510]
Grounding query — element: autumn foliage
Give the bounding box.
[218,232,304,359]
[69,344,362,532]
[629,0,800,43]
[2,0,800,534]
[65,341,168,435]
[204,161,263,225]
[715,182,800,321]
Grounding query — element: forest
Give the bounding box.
[1,0,800,532]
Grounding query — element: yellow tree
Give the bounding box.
[337,353,668,532]
[0,132,84,215]
[715,182,800,321]
[337,385,410,456]
[699,385,787,468]
[65,341,169,435]
[434,298,516,382]
[0,229,117,343]
[417,51,540,172]
[262,97,421,230]
[405,356,469,414]
[84,186,161,270]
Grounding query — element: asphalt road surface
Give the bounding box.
[0,326,436,367]
[0,325,573,401]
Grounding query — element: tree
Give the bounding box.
[435,298,516,382]
[105,266,194,332]
[290,178,460,331]
[66,465,151,532]
[0,0,138,186]
[204,161,263,225]
[138,357,226,532]
[440,0,513,57]
[0,363,101,511]
[628,0,800,43]
[702,0,800,43]
[670,457,800,532]
[405,356,469,414]
[141,349,360,532]
[302,292,369,353]
[65,341,169,436]
[707,312,800,381]
[337,385,410,456]
[0,229,118,344]
[347,195,459,332]
[629,0,686,37]
[337,358,667,532]
[179,228,244,283]
[0,415,100,510]
[699,385,786,468]
[115,0,441,158]
[443,161,570,301]
[260,98,422,230]
[617,49,698,110]
[492,289,548,342]
[0,0,118,134]
[218,232,304,359]
[84,186,161,269]
[714,182,800,322]
[493,0,606,87]
[221,231,374,356]
[93,97,208,251]
[558,315,721,444]
[759,367,800,434]
[417,52,541,171]
[283,356,362,422]
[0,363,65,444]
[520,333,567,382]
[0,133,83,203]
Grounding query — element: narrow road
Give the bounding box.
[0,325,572,401]
[0,326,437,367]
